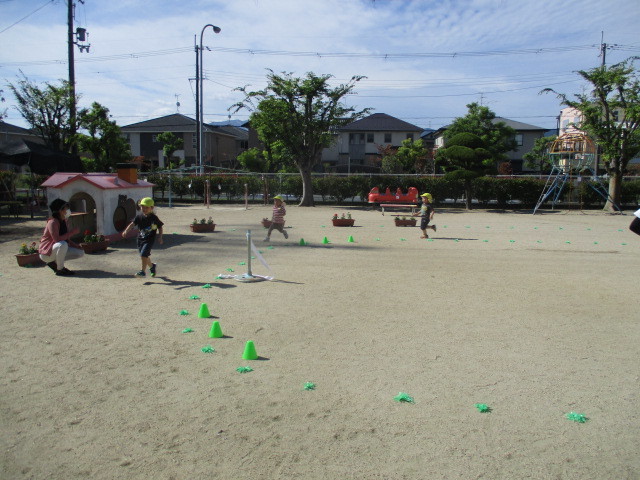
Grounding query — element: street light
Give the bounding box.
[196,24,221,175]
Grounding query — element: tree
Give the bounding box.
[8,73,77,153]
[76,102,131,172]
[232,70,369,206]
[438,132,492,210]
[543,58,640,211]
[443,102,517,164]
[0,89,6,120]
[156,131,184,169]
[523,135,557,172]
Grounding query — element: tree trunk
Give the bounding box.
[465,179,473,210]
[298,166,315,207]
[605,169,622,212]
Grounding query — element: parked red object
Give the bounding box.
[368,187,419,204]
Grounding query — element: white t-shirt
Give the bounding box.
[635,208,640,219]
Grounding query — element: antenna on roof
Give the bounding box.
[175,94,181,113]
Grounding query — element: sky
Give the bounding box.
[1,0,639,132]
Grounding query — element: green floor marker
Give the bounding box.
[594,241,599,244]
[443,225,447,228]
[537,240,543,243]
[375,238,381,241]
[226,268,234,272]
[622,243,627,245]
[454,239,459,242]
[179,310,189,315]
[534,227,538,229]
[182,328,194,333]
[509,240,515,243]
[201,345,215,353]
[236,366,253,373]
[565,241,571,244]
[617,229,623,232]
[202,284,212,288]
[559,227,564,230]
[189,295,200,300]
[482,239,488,242]
[394,392,414,403]
[475,403,491,413]
[565,412,588,423]
[321,225,326,228]
[465,225,470,228]
[303,382,316,390]
[267,246,274,249]
[400,238,406,241]
[586,228,591,231]
[238,262,246,266]
[427,239,434,242]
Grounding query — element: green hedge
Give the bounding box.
[145,173,639,209]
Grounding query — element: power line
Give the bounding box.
[0,0,54,34]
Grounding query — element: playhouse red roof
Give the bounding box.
[41,172,154,190]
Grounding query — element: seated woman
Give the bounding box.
[38,198,84,276]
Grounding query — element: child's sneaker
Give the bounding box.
[136,270,146,277]
[283,230,288,239]
[263,237,270,242]
[432,224,437,232]
[150,263,157,277]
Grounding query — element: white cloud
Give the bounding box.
[1,0,639,130]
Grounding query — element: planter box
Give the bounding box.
[15,253,44,267]
[80,240,109,254]
[395,219,417,227]
[190,223,216,233]
[332,218,355,227]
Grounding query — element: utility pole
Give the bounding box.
[195,35,200,171]
[67,0,90,155]
[67,0,77,154]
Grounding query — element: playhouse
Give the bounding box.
[40,164,154,237]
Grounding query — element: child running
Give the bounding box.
[264,195,288,241]
[415,192,436,239]
[122,197,164,277]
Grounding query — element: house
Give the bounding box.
[120,114,247,170]
[40,164,153,237]
[321,113,425,172]
[0,121,44,172]
[430,117,548,174]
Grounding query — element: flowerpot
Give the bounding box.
[190,223,216,233]
[394,219,417,227]
[15,253,44,267]
[80,240,109,254]
[332,218,355,227]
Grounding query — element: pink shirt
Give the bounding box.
[38,218,79,256]
[271,204,286,224]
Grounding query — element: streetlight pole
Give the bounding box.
[198,24,221,175]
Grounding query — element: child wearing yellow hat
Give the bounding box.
[122,197,164,277]
[415,193,436,238]
[264,195,288,241]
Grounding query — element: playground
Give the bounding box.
[1,204,638,479]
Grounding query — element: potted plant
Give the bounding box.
[394,216,417,227]
[15,241,44,267]
[79,231,110,254]
[332,212,355,227]
[190,217,216,233]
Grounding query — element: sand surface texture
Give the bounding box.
[1,204,639,479]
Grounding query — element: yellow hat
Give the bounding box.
[420,193,432,200]
[139,197,154,207]
[273,195,283,200]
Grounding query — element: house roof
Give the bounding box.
[120,113,236,138]
[210,124,249,140]
[41,172,153,190]
[340,113,423,132]
[0,121,38,136]
[493,117,546,131]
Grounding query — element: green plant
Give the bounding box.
[18,242,38,254]
[82,230,105,243]
[207,216,214,224]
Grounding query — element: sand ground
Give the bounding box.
[1,203,639,480]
